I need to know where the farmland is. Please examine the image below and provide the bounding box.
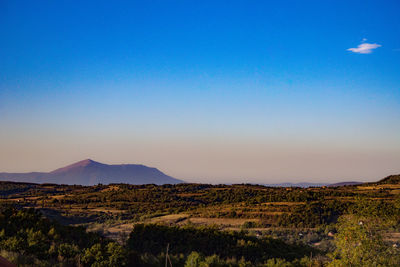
[0,175,399,266]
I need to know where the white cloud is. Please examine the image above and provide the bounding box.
[347,42,381,54]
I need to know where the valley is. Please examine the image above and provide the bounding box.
[0,175,399,266]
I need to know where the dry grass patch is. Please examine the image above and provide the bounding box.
[89,208,125,214]
[390,189,400,195]
[244,211,286,215]
[188,217,260,227]
[177,193,204,197]
[100,186,120,192]
[149,214,189,224]
[261,202,305,206]
[358,184,400,190]
[87,222,134,243]
[384,232,400,242]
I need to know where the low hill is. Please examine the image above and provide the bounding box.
[328,181,363,187]
[375,174,400,185]
[263,182,329,188]
[0,159,183,185]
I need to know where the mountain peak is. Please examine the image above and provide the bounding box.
[0,159,184,185]
[50,159,102,174]
[76,159,97,166]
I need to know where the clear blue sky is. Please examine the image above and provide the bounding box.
[1,0,399,183]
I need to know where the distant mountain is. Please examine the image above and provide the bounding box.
[328,181,363,187]
[328,174,400,187]
[263,182,329,188]
[0,159,183,185]
[263,181,367,188]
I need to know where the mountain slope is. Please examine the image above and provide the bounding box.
[0,159,183,185]
[375,174,400,185]
[328,181,363,187]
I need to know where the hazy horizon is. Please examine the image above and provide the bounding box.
[0,154,397,184]
[1,1,399,184]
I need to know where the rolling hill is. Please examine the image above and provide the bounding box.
[328,181,363,187]
[375,174,400,185]
[0,159,183,185]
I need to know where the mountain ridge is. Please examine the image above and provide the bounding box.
[328,181,363,187]
[0,159,183,185]
[372,174,400,185]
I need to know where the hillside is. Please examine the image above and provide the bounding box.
[0,159,183,185]
[0,173,399,266]
[375,174,400,185]
[328,181,363,187]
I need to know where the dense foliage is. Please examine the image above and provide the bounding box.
[0,206,127,266]
[0,206,320,266]
[1,181,394,228]
[328,198,400,266]
[127,224,315,263]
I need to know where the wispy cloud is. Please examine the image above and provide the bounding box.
[347,41,381,54]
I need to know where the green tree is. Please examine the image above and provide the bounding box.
[81,243,106,267]
[1,236,26,252]
[328,214,400,266]
[58,243,79,260]
[81,242,128,267]
[106,242,128,266]
[185,251,204,267]
[264,258,293,267]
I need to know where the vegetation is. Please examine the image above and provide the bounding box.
[328,198,400,267]
[0,207,318,266]
[127,224,314,262]
[0,206,126,266]
[0,176,399,266]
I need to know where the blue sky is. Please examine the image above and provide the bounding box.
[0,0,399,183]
